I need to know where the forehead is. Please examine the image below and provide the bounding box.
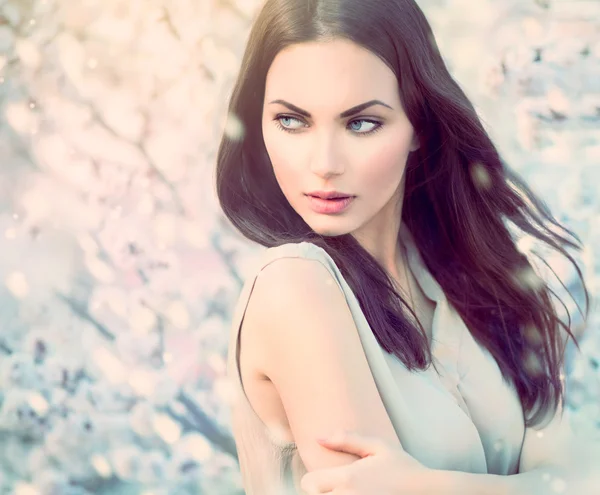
[264,39,399,107]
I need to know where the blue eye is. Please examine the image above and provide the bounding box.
[273,115,384,136]
[278,116,305,130]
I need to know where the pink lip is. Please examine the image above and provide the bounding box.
[306,195,355,214]
[306,190,353,199]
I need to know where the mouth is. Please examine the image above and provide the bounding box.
[305,194,356,214]
[305,193,355,200]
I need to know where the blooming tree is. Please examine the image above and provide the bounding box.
[0,0,597,493]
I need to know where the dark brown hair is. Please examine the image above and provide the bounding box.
[215,0,589,427]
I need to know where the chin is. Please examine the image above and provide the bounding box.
[306,221,354,238]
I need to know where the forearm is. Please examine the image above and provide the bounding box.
[427,467,510,495]
[429,462,596,495]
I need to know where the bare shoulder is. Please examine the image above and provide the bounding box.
[243,254,401,471]
[240,254,331,372]
[248,254,351,364]
[254,254,337,310]
[241,255,336,373]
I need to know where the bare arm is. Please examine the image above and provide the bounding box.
[251,256,402,472]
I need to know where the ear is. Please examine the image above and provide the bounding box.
[409,133,420,152]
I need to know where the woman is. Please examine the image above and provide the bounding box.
[216,0,593,494]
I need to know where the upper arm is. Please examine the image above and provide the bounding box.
[251,256,401,472]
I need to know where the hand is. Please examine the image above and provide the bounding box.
[300,430,432,494]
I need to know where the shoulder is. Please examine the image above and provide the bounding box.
[244,241,361,377]
[249,241,336,293]
[260,241,330,265]
[251,241,343,322]
[241,240,347,356]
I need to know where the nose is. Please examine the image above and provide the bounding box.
[308,132,345,179]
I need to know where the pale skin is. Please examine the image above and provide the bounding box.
[239,37,600,494]
[261,38,419,282]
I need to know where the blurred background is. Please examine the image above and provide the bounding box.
[0,0,598,493]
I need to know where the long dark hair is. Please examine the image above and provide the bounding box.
[215,0,589,427]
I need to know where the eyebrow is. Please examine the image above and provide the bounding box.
[268,99,394,119]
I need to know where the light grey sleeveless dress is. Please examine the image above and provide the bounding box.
[226,223,525,495]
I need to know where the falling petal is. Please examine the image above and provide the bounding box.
[224,112,245,141]
[524,351,544,376]
[523,325,544,348]
[91,454,113,478]
[516,235,536,256]
[513,266,545,292]
[5,271,29,298]
[470,162,492,190]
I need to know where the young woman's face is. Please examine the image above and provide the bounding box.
[262,38,418,239]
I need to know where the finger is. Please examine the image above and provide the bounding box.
[317,430,386,457]
[301,466,349,494]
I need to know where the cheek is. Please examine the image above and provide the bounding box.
[262,129,302,192]
[360,138,411,187]
[263,127,305,173]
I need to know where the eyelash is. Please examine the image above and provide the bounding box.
[273,114,384,137]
